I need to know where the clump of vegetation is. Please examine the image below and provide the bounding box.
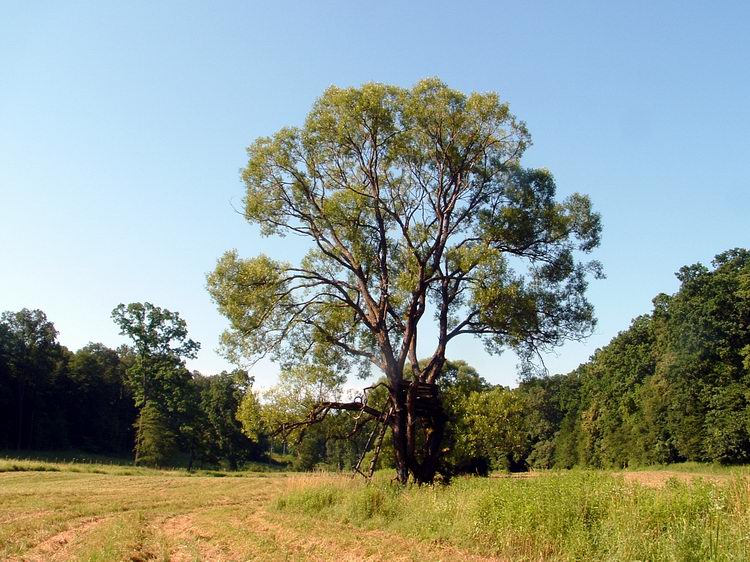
[277,471,750,561]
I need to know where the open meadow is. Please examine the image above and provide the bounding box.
[1,459,749,561]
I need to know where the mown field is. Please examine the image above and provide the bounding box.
[1,459,748,561]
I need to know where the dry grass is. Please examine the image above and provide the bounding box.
[618,470,733,488]
[0,466,500,561]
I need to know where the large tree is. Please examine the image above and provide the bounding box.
[208,79,602,483]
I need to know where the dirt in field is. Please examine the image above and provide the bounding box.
[161,512,230,562]
[494,469,738,489]
[18,515,112,562]
[156,503,503,562]
[245,507,502,562]
[617,470,733,488]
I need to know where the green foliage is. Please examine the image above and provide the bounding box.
[210,79,601,370]
[111,302,199,408]
[134,402,178,467]
[518,248,750,469]
[195,369,261,469]
[459,387,529,471]
[259,365,346,443]
[0,306,271,468]
[236,386,264,442]
[111,302,201,464]
[656,249,750,463]
[437,360,490,472]
[65,344,136,453]
[0,309,68,449]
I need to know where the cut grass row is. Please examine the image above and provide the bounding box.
[0,470,284,560]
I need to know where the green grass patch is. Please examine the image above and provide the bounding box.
[0,460,62,473]
[0,452,291,477]
[276,470,750,561]
[0,458,178,476]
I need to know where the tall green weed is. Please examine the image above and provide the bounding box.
[276,471,750,561]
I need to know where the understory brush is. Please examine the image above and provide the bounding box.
[275,471,750,561]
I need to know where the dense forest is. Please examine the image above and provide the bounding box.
[1,248,748,472]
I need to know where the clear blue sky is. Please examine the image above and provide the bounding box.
[2,1,748,388]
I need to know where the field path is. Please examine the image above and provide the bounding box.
[156,504,501,561]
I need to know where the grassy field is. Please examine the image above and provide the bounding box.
[1,459,748,561]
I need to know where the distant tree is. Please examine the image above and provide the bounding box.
[112,302,200,465]
[208,79,602,484]
[65,343,135,453]
[436,360,492,475]
[459,386,529,472]
[236,385,264,442]
[198,369,259,469]
[515,373,580,469]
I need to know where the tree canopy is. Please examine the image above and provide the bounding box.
[211,79,603,483]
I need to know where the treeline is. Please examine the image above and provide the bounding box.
[0,306,266,468]
[435,248,750,471]
[524,248,750,468]
[0,311,136,455]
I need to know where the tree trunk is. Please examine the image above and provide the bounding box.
[390,405,410,484]
[134,412,143,465]
[388,382,446,485]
